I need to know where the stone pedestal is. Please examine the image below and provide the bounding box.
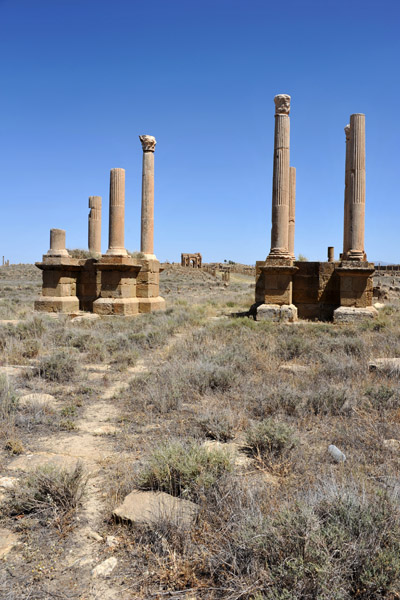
[255,258,298,322]
[35,257,80,313]
[136,257,166,313]
[77,259,101,312]
[93,256,141,316]
[292,261,340,321]
[88,196,102,254]
[333,261,377,322]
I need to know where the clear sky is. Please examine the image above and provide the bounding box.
[1,0,399,264]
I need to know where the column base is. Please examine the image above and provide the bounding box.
[256,303,298,322]
[92,297,139,316]
[34,296,80,314]
[138,297,166,313]
[333,306,378,323]
[105,248,128,256]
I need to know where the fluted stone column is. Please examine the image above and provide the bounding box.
[46,229,69,257]
[347,114,366,260]
[288,166,296,259]
[88,196,102,254]
[139,135,156,258]
[342,124,351,257]
[106,168,127,256]
[268,94,291,259]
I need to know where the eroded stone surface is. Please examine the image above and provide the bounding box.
[333,306,377,323]
[92,557,118,578]
[256,303,298,322]
[369,358,400,374]
[113,491,198,528]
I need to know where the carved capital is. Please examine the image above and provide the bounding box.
[344,124,351,142]
[139,135,156,152]
[274,94,291,115]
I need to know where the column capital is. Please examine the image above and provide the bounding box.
[274,94,291,115]
[344,124,351,141]
[139,135,156,152]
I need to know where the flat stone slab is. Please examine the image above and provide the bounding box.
[0,528,18,559]
[202,440,251,467]
[0,476,19,490]
[92,557,118,578]
[256,304,298,323]
[113,491,198,528]
[8,452,79,472]
[333,306,378,323]
[369,358,400,375]
[71,313,100,323]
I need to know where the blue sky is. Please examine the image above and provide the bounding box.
[1,0,399,264]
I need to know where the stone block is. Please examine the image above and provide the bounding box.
[333,306,378,323]
[136,282,159,298]
[93,297,139,316]
[138,297,166,313]
[256,303,297,322]
[34,296,79,314]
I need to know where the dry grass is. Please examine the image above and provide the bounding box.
[2,263,400,599]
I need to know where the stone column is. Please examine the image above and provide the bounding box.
[342,124,351,257]
[328,247,334,262]
[88,196,102,254]
[268,94,291,259]
[47,229,69,257]
[347,114,366,260]
[139,135,156,258]
[288,166,296,259]
[106,168,127,256]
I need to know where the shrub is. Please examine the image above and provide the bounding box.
[38,350,79,382]
[136,441,233,501]
[198,407,236,441]
[5,463,86,525]
[245,418,297,459]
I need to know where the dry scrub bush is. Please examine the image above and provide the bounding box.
[245,418,297,459]
[38,350,80,382]
[120,475,400,599]
[3,463,86,528]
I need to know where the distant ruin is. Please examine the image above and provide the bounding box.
[181,253,202,268]
[254,95,377,322]
[35,135,165,316]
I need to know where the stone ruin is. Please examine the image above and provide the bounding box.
[35,135,165,316]
[181,253,202,268]
[255,94,377,323]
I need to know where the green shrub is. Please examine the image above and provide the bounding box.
[245,419,296,458]
[136,441,233,501]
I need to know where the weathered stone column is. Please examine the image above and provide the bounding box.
[106,168,127,256]
[347,114,366,260]
[328,247,335,262]
[47,229,69,257]
[88,196,102,254]
[342,124,351,257]
[139,135,156,258]
[288,166,296,259]
[268,94,291,259]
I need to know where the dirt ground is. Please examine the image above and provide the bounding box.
[1,263,400,599]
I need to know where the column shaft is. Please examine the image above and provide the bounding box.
[348,114,366,260]
[268,94,291,259]
[288,166,296,258]
[88,196,102,254]
[139,135,156,257]
[342,124,351,256]
[107,168,127,256]
[47,228,69,257]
